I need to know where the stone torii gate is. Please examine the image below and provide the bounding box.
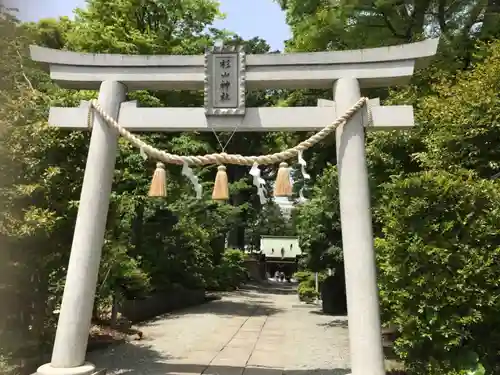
[30,39,438,375]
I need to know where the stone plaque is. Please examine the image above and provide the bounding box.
[204,45,246,116]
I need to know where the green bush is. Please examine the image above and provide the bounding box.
[207,249,248,291]
[293,270,327,287]
[298,283,318,303]
[293,271,314,283]
[295,271,328,303]
[376,170,500,375]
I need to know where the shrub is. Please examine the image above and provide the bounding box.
[207,249,248,291]
[295,271,329,303]
[293,270,327,287]
[376,170,500,375]
[293,270,314,283]
[298,283,318,302]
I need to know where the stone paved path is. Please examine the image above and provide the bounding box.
[89,287,351,375]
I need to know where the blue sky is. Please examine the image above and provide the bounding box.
[7,0,291,50]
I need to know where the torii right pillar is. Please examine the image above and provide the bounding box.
[332,39,438,372]
[334,78,385,375]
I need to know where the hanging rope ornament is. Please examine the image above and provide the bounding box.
[250,163,267,204]
[148,162,167,197]
[274,162,293,197]
[297,150,311,203]
[208,118,242,201]
[86,97,369,200]
[181,162,203,199]
[212,165,229,200]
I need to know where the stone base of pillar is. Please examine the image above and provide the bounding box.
[36,362,105,375]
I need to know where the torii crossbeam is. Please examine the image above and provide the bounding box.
[30,39,438,375]
[48,97,414,132]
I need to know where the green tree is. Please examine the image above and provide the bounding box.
[278,0,500,67]
[295,164,342,272]
[370,40,500,373]
[245,201,296,250]
[0,6,94,367]
[65,0,221,54]
[376,170,500,375]
[415,41,500,178]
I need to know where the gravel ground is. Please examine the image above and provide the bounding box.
[88,288,351,375]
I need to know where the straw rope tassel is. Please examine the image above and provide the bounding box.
[212,165,229,201]
[274,162,293,197]
[148,162,167,197]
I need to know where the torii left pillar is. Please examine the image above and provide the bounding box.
[37,81,127,375]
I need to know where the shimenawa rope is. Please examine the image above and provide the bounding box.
[87,97,369,167]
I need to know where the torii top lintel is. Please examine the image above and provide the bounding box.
[30,39,438,91]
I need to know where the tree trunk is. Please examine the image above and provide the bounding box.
[227,166,248,249]
[110,289,119,328]
[92,304,99,321]
[131,202,144,255]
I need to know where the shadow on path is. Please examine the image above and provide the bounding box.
[239,283,298,296]
[144,299,284,325]
[317,319,349,329]
[136,293,284,327]
[89,290,353,375]
[92,341,351,375]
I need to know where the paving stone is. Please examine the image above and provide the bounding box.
[162,363,207,375]
[203,365,245,375]
[89,288,351,375]
[226,337,257,350]
[243,367,284,375]
[179,350,219,364]
[212,348,251,367]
